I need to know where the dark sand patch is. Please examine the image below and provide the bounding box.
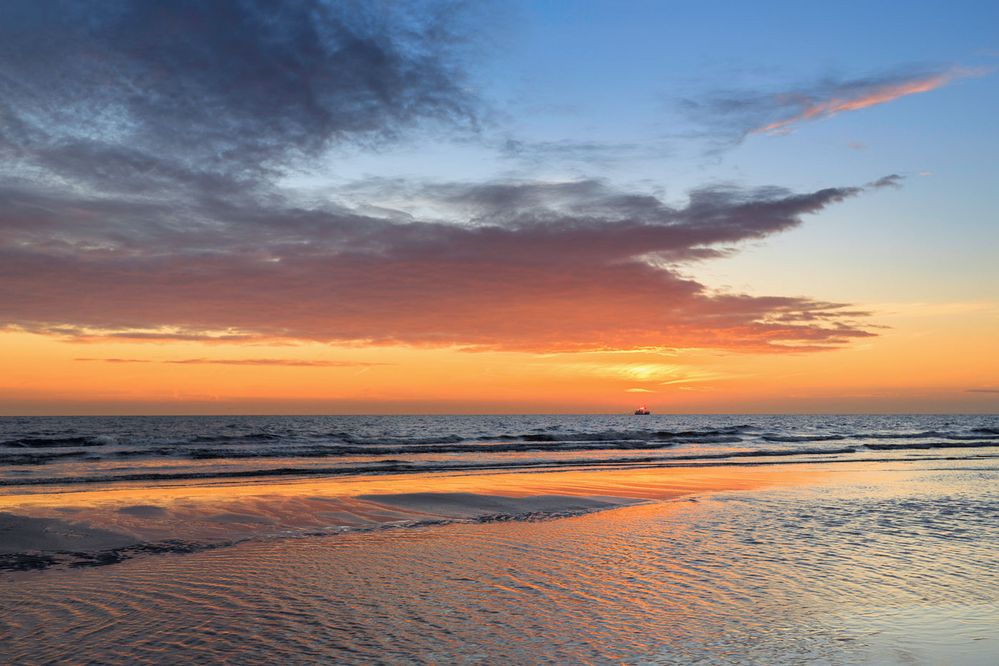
[0,512,134,554]
[358,492,639,519]
[0,512,138,571]
[117,505,168,518]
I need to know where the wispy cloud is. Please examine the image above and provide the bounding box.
[682,66,987,142]
[166,358,389,367]
[752,69,975,135]
[75,358,153,364]
[967,388,999,394]
[498,138,670,168]
[76,358,388,367]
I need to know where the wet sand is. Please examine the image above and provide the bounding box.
[2,459,996,664]
[0,464,827,570]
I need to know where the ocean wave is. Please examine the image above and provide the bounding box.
[190,433,282,443]
[169,436,754,460]
[762,434,847,443]
[5,424,995,458]
[864,440,999,451]
[7,439,997,486]
[1,435,749,465]
[0,435,114,449]
[334,433,467,446]
[498,426,752,443]
[0,451,91,465]
[862,431,942,439]
[861,429,999,441]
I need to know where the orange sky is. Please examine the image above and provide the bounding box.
[2,300,995,414]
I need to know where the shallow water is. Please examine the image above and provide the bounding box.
[2,461,997,664]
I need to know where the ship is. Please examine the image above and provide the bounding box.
[634,405,651,415]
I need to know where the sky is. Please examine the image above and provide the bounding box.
[0,0,997,415]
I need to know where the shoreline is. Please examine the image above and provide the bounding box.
[0,459,922,573]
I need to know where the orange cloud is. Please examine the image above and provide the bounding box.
[753,68,982,135]
[0,179,888,354]
[75,357,389,367]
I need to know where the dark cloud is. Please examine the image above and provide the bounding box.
[0,0,479,186]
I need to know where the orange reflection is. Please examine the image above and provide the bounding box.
[0,463,836,548]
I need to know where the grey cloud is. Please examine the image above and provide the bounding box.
[0,0,480,187]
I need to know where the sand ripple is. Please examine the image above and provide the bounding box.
[2,465,997,664]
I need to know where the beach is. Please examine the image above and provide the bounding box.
[1,415,997,664]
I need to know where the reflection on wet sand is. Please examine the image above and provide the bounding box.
[2,461,996,664]
[0,464,831,566]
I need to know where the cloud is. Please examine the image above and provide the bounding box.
[0,2,889,355]
[76,358,388,367]
[498,138,670,167]
[967,388,999,394]
[0,174,888,353]
[867,174,904,189]
[0,0,479,187]
[75,358,153,364]
[166,358,389,367]
[751,70,972,135]
[683,66,985,142]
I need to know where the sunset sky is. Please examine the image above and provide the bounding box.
[1,0,997,414]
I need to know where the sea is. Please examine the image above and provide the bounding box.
[2,413,997,488]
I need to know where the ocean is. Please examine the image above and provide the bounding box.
[2,413,997,487]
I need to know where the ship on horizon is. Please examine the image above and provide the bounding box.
[634,405,651,415]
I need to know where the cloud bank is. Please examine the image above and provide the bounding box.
[0,174,887,352]
[0,1,889,354]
